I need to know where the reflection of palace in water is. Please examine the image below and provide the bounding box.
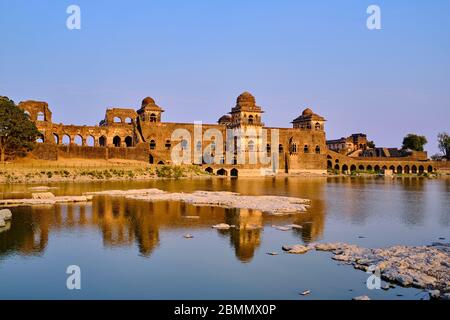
[0,190,326,262]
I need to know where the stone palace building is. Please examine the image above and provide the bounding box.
[19,92,437,176]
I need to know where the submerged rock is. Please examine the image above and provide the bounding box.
[352,295,370,301]
[0,195,93,207]
[273,225,291,231]
[300,290,311,296]
[282,245,312,254]
[183,234,194,239]
[32,192,55,199]
[212,223,231,230]
[287,224,303,229]
[0,209,12,220]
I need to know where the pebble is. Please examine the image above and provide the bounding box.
[300,290,311,296]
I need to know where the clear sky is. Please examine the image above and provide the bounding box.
[1,0,449,154]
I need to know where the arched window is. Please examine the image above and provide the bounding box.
[315,123,321,130]
[99,136,107,147]
[279,144,284,153]
[37,112,45,121]
[125,117,133,124]
[62,134,71,145]
[86,135,95,147]
[306,123,312,129]
[292,143,297,153]
[36,134,44,143]
[196,141,202,151]
[53,133,60,145]
[315,145,320,154]
[248,115,254,125]
[165,140,171,150]
[74,135,83,146]
[149,114,157,122]
[113,136,121,147]
[248,140,255,152]
[181,140,188,150]
[266,144,271,156]
[149,140,156,150]
[125,136,133,147]
[113,117,122,123]
[304,145,309,153]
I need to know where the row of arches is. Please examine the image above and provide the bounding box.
[38,133,135,148]
[112,117,134,124]
[327,160,434,175]
[205,167,239,177]
[289,143,321,154]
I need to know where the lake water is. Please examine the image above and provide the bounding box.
[1,177,449,300]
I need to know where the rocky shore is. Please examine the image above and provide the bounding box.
[85,189,311,214]
[283,242,450,299]
[0,188,310,214]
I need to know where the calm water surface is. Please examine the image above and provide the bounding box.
[0,177,449,300]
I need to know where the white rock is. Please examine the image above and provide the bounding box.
[282,245,311,254]
[352,295,370,300]
[32,192,55,199]
[273,225,291,231]
[0,209,12,220]
[300,290,311,296]
[212,223,231,230]
[428,290,440,299]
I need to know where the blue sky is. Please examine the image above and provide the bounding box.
[1,0,449,154]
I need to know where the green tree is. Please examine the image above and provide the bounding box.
[401,134,427,152]
[0,96,40,162]
[438,132,450,159]
[367,140,375,149]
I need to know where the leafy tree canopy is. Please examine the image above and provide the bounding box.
[401,134,427,152]
[0,96,40,162]
[438,132,450,159]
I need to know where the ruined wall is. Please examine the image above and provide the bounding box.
[32,143,58,161]
[57,145,108,160]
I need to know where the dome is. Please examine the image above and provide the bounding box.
[302,108,313,116]
[218,114,231,124]
[142,97,155,107]
[237,92,256,104]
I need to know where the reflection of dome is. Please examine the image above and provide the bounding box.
[142,97,155,107]
[237,92,256,104]
[302,108,313,116]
